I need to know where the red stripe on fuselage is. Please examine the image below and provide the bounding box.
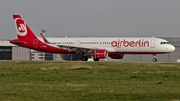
[108,52,168,55]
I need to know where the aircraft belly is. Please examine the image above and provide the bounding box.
[114,47,153,52]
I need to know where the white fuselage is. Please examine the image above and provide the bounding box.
[39,37,175,54]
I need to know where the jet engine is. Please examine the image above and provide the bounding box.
[92,49,107,59]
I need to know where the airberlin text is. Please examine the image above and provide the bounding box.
[111,39,149,47]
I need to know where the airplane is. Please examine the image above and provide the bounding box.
[10,14,175,62]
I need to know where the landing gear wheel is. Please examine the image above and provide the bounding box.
[152,54,157,62]
[153,58,157,62]
[81,56,88,61]
[93,58,99,61]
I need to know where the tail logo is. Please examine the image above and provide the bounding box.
[15,18,27,36]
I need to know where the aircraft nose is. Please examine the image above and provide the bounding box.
[169,45,175,52]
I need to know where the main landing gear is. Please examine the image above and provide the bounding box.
[153,55,157,62]
[81,56,88,61]
[81,56,100,61]
[93,58,99,61]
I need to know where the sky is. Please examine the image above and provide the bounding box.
[0,0,180,40]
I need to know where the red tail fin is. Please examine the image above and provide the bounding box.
[13,14,38,40]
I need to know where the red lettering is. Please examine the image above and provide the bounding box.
[120,41,123,47]
[111,41,117,47]
[144,41,149,47]
[138,39,141,47]
[117,39,121,47]
[111,39,149,48]
[130,41,135,47]
[123,39,129,47]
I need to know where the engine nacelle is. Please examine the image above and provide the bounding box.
[92,49,107,59]
[109,53,124,59]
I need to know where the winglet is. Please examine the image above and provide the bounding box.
[40,33,50,43]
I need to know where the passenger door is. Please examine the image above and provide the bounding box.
[150,39,156,48]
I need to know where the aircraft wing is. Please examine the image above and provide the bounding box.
[56,44,104,53]
[40,33,105,53]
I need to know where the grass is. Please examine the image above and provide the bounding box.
[0,61,180,101]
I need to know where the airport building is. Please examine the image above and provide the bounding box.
[0,41,30,60]
[0,41,55,61]
[0,37,179,62]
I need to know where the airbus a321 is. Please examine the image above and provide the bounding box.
[10,14,175,62]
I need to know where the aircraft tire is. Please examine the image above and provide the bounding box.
[153,58,157,62]
[82,56,88,61]
[93,58,99,61]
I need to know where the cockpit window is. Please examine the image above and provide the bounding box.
[160,42,170,44]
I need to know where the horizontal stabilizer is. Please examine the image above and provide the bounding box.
[10,39,26,45]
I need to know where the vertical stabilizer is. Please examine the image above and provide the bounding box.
[13,14,38,40]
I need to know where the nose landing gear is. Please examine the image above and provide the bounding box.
[153,58,157,62]
[153,54,157,62]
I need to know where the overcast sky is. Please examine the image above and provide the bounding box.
[0,0,180,40]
